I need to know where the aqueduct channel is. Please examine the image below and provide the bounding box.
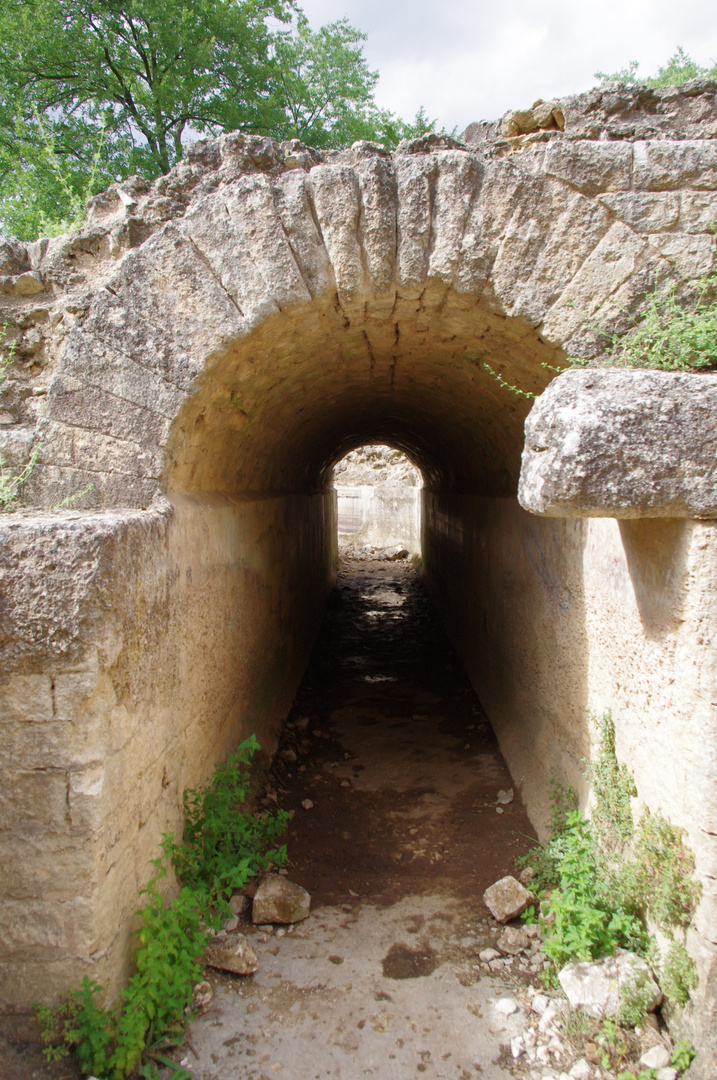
[1,84,717,1066]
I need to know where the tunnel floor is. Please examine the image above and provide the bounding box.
[188,558,541,1080]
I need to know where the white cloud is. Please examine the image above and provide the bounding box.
[298,0,717,132]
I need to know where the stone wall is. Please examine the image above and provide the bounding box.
[423,494,717,1057]
[334,445,421,553]
[0,494,334,1008]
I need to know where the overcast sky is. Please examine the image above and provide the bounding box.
[298,0,717,135]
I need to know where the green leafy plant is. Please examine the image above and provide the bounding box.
[538,811,646,965]
[611,273,717,371]
[36,736,288,1078]
[671,1038,697,1072]
[596,47,717,88]
[633,810,701,931]
[519,710,702,1018]
[164,733,289,902]
[618,968,660,1028]
[482,361,537,400]
[661,941,698,1007]
[583,709,637,848]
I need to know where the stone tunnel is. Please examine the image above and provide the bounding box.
[1,83,717,1064]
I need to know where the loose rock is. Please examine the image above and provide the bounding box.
[203,932,259,975]
[558,951,662,1018]
[640,1045,671,1070]
[494,997,518,1016]
[483,876,533,923]
[497,926,530,955]
[252,874,311,924]
[192,980,214,1013]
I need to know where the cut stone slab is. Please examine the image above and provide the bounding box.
[558,950,662,1018]
[203,932,259,975]
[252,874,311,924]
[519,369,717,519]
[483,876,533,923]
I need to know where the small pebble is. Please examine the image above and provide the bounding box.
[495,806,504,814]
[301,799,314,810]
[494,997,518,1016]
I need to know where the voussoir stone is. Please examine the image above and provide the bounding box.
[483,876,533,923]
[519,369,717,519]
[252,874,311,924]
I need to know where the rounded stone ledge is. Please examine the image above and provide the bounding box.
[518,368,717,518]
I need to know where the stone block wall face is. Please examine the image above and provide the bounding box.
[336,485,421,552]
[422,494,717,1052]
[0,494,334,1009]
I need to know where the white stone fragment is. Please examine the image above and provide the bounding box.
[558,951,661,1018]
[494,997,518,1016]
[640,1045,671,1070]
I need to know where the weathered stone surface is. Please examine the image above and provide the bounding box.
[204,932,259,975]
[497,926,531,955]
[519,369,717,518]
[252,875,310,924]
[1,82,717,1069]
[558,951,662,1017]
[483,876,532,923]
[640,1045,671,1070]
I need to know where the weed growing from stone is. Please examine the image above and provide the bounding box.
[35,735,288,1079]
[612,271,717,371]
[519,711,701,1016]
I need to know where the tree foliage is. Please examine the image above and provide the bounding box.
[595,46,717,88]
[0,0,435,239]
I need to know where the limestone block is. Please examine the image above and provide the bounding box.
[47,374,169,448]
[492,182,610,321]
[353,150,398,298]
[647,233,714,279]
[0,768,69,827]
[678,191,717,233]
[543,141,633,195]
[252,874,310,924]
[60,335,188,420]
[309,164,366,309]
[273,171,334,300]
[483,876,533,922]
[396,154,436,298]
[633,140,717,191]
[426,152,483,292]
[598,192,680,233]
[558,951,661,1017]
[519,369,717,518]
[0,674,53,723]
[0,426,36,469]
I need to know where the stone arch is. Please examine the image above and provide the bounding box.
[2,96,717,1061]
[26,134,690,510]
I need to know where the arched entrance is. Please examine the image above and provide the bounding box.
[1,127,715,1056]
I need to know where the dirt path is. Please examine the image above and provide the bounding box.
[188,559,540,1079]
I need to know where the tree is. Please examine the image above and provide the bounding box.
[0,0,293,179]
[595,46,717,88]
[0,0,436,239]
[271,16,434,149]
